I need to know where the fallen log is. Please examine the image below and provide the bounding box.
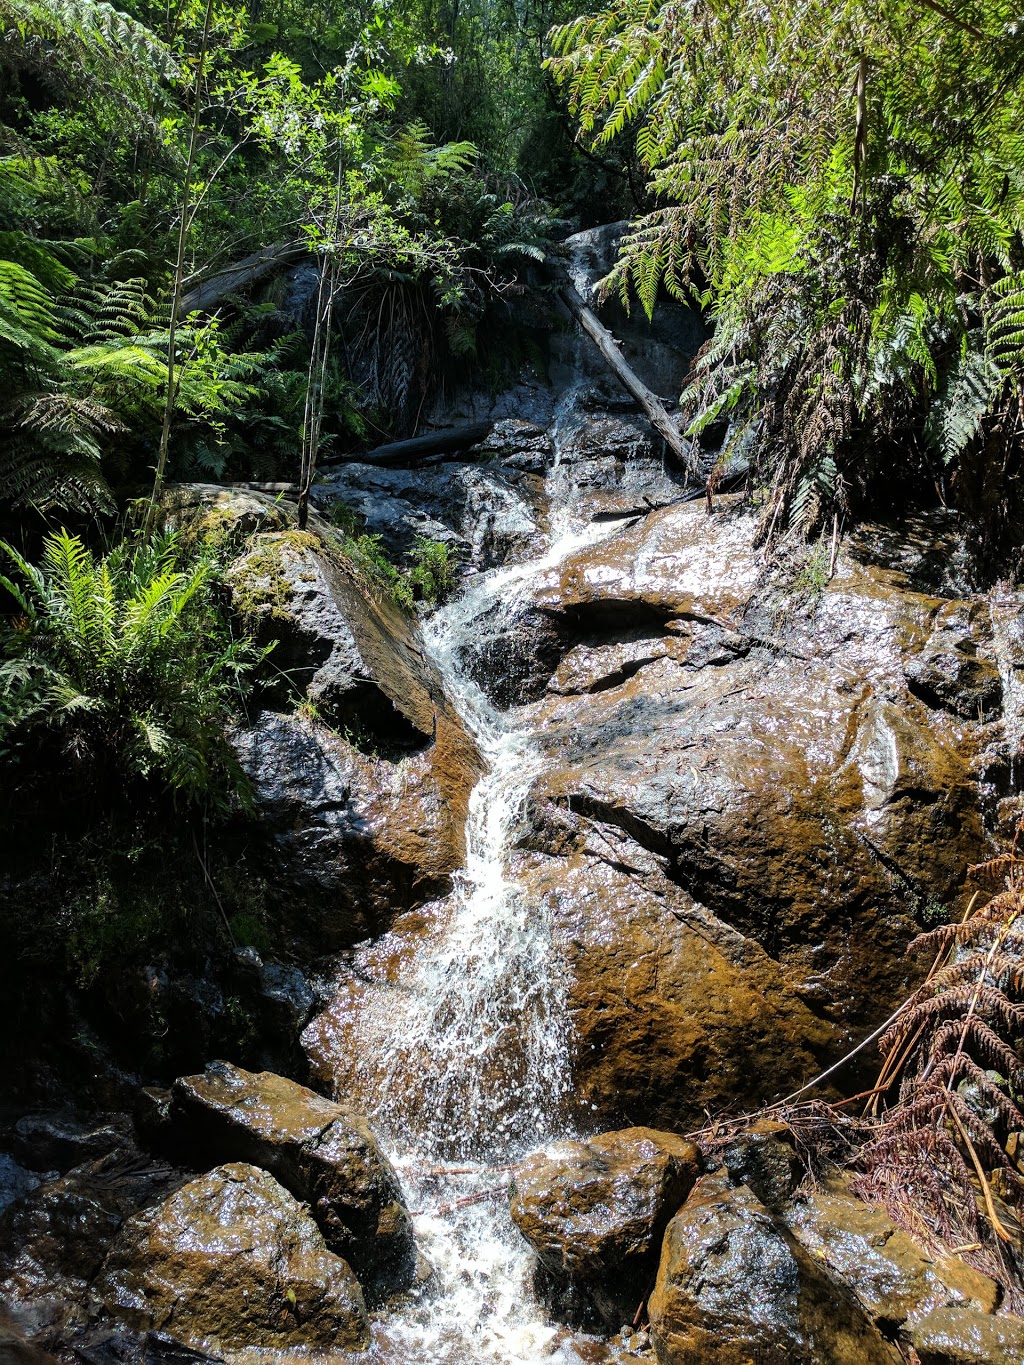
[178,239,307,316]
[558,280,700,479]
[319,421,493,469]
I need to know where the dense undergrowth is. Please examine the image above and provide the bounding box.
[0,0,625,522]
[549,0,1024,569]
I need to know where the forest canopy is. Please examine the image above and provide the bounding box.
[2,0,1024,549]
[550,0,1024,551]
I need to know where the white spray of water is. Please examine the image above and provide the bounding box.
[989,597,1024,785]
[313,517,633,1364]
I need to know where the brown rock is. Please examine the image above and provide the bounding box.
[511,500,1000,1123]
[910,1304,1024,1363]
[510,1127,700,1328]
[515,848,835,1129]
[96,1163,369,1356]
[786,1177,1001,1333]
[170,1062,413,1296]
[648,1175,901,1365]
[0,1150,184,1346]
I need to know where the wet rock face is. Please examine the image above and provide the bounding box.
[224,527,481,953]
[648,1176,902,1365]
[232,711,464,952]
[717,1121,802,1210]
[315,450,548,570]
[0,1148,184,1346]
[909,1305,1024,1364]
[96,1163,369,1357]
[785,1178,1001,1334]
[546,413,690,521]
[514,846,835,1130]
[226,531,425,744]
[12,1113,130,1175]
[501,500,1009,1124]
[169,1062,414,1297]
[904,601,1004,718]
[510,1127,701,1329]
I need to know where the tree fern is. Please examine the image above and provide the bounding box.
[0,529,261,808]
[549,0,1024,534]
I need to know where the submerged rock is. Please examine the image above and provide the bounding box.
[648,1175,901,1364]
[510,1127,701,1330]
[96,1162,369,1357]
[169,1061,414,1296]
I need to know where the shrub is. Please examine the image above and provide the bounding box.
[409,535,456,606]
[0,528,262,816]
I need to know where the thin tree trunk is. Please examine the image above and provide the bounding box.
[146,0,215,532]
[297,145,344,530]
[177,240,306,316]
[558,280,699,479]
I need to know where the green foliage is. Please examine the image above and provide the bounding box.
[409,534,456,605]
[336,526,457,610]
[0,528,261,810]
[549,0,1024,541]
[0,0,571,510]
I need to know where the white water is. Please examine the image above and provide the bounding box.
[313,515,634,1363]
[989,596,1024,784]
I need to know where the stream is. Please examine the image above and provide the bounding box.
[310,512,636,1363]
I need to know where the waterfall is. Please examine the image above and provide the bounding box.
[989,596,1024,787]
[306,517,632,1364]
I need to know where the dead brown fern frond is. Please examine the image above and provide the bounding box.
[852,816,1024,1300]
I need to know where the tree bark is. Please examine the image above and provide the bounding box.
[319,422,493,469]
[178,240,307,316]
[558,281,699,479]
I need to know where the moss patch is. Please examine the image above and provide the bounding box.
[228,530,321,624]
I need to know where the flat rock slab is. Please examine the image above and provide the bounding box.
[171,1062,413,1297]
[96,1163,369,1358]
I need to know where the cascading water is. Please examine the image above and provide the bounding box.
[308,516,635,1364]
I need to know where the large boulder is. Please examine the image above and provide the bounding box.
[785,1177,1000,1334]
[0,1149,184,1346]
[96,1163,369,1356]
[648,1176,902,1365]
[514,847,836,1130]
[169,1062,414,1297]
[225,527,480,953]
[502,500,1008,1125]
[510,1127,700,1328]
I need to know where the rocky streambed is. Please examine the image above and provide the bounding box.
[5,231,1024,1363]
